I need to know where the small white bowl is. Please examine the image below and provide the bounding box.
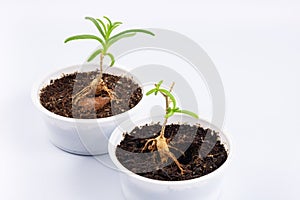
[108,115,232,200]
[32,64,144,155]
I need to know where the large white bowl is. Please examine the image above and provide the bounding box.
[32,64,143,155]
[108,115,232,200]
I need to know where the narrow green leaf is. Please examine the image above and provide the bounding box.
[109,29,155,41]
[158,88,177,109]
[64,34,105,47]
[106,23,122,39]
[107,33,136,48]
[110,23,122,31]
[96,19,107,34]
[146,88,157,96]
[156,80,163,88]
[113,22,122,26]
[103,16,112,26]
[106,52,115,67]
[165,110,174,118]
[154,81,163,95]
[87,49,102,62]
[85,17,106,39]
[174,110,199,119]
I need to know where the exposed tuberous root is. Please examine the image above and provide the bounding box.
[78,96,110,110]
[72,77,115,110]
[142,135,186,175]
[141,81,186,175]
[165,148,185,175]
[96,79,115,99]
[72,85,93,105]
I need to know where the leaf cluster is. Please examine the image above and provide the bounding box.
[65,16,154,66]
[146,80,199,119]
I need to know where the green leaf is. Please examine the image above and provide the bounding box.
[106,23,123,39]
[85,17,106,39]
[106,52,115,67]
[87,49,103,62]
[103,16,112,26]
[113,22,122,26]
[107,33,136,49]
[110,23,122,32]
[146,88,157,96]
[109,29,155,41]
[96,18,107,35]
[157,80,163,88]
[158,88,177,109]
[154,81,163,95]
[155,80,163,91]
[64,34,105,47]
[165,110,174,118]
[174,109,199,119]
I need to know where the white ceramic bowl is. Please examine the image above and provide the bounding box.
[108,115,232,200]
[32,64,143,155]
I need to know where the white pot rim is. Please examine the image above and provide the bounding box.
[32,64,144,124]
[108,115,232,186]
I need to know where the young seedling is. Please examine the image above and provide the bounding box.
[143,80,199,174]
[65,16,154,108]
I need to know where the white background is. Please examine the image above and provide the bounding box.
[1,0,300,199]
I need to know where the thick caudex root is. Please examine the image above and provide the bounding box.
[142,135,186,175]
[78,96,110,110]
[73,77,114,110]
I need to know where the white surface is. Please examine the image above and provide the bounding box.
[1,0,300,199]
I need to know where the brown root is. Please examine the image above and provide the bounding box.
[141,82,186,174]
[142,139,156,152]
[142,135,185,175]
[78,96,110,110]
[95,79,115,99]
[72,77,114,110]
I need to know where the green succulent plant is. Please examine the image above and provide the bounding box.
[143,80,198,175]
[64,16,154,106]
[65,16,154,78]
[146,80,199,119]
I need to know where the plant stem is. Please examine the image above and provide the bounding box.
[159,82,175,138]
[99,53,104,79]
[159,118,168,139]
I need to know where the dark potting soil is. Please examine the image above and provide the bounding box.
[40,71,142,119]
[116,124,228,181]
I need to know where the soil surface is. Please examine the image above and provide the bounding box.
[116,124,228,181]
[40,71,142,119]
